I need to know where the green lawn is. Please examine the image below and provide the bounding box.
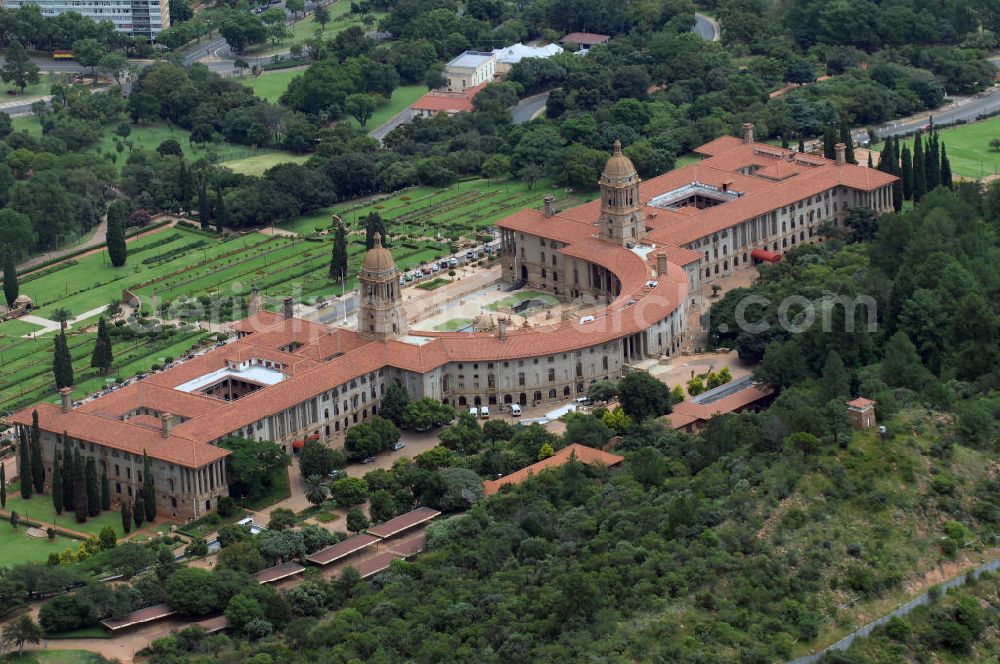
[417,277,451,290]
[0,319,43,338]
[0,651,110,664]
[675,153,701,168]
[0,521,76,567]
[242,5,385,58]
[4,483,126,537]
[220,151,311,176]
[1,72,61,101]
[433,317,472,331]
[345,84,427,131]
[243,68,304,103]
[873,115,1000,178]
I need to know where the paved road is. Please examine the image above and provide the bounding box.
[512,92,549,124]
[693,12,720,41]
[876,87,1000,139]
[788,553,1000,664]
[370,106,413,140]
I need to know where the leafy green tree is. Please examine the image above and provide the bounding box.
[538,442,554,460]
[52,331,74,389]
[106,200,128,267]
[368,489,396,524]
[30,411,43,494]
[433,467,484,512]
[166,568,223,615]
[785,431,821,458]
[820,350,850,402]
[219,437,290,501]
[3,250,18,308]
[225,593,265,634]
[344,93,384,128]
[99,526,116,551]
[18,428,31,499]
[329,220,348,281]
[587,380,618,403]
[2,614,42,657]
[617,371,673,421]
[330,477,368,507]
[98,53,129,85]
[91,317,114,374]
[72,38,103,76]
[142,451,156,522]
[346,507,369,533]
[0,41,39,94]
[267,507,296,531]
[380,383,410,426]
[85,457,100,517]
[314,4,331,28]
[299,440,339,479]
[100,466,111,511]
[601,407,633,435]
[439,413,482,455]
[73,449,87,523]
[304,475,328,506]
[881,331,930,390]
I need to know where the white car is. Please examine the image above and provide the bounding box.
[479,406,490,419]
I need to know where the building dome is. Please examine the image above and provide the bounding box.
[361,233,395,275]
[602,140,637,180]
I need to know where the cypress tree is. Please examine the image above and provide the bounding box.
[101,467,110,511]
[73,449,87,523]
[823,126,836,160]
[106,201,128,268]
[838,120,856,164]
[52,445,63,515]
[121,500,132,534]
[18,427,31,499]
[133,493,144,529]
[198,178,211,230]
[85,457,99,517]
[142,451,156,522]
[925,132,939,191]
[213,187,228,235]
[912,134,927,201]
[3,250,18,309]
[878,137,895,175]
[62,435,74,511]
[30,410,43,494]
[177,160,193,212]
[52,331,73,389]
[91,317,113,375]
[1,464,6,508]
[941,143,952,189]
[797,137,805,153]
[867,152,873,168]
[330,220,348,281]
[901,144,913,200]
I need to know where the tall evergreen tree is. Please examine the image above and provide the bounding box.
[877,138,895,175]
[3,250,18,309]
[198,178,211,230]
[85,457,99,517]
[106,200,128,268]
[821,350,850,402]
[52,446,63,515]
[838,120,856,164]
[133,493,144,529]
[30,410,43,494]
[213,187,228,235]
[62,435,74,511]
[52,331,73,389]
[925,132,940,190]
[91,317,113,374]
[363,212,389,249]
[867,152,873,168]
[329,220,348,281]
[900,144,913,200]
[73,449,87,523]
[18,427,31,499]
[912,134,927,201]
[940,143,953,189]
[823,126,836,160]
[121,500,132,534]
[797,137,805,153]
[177,160,193,212]
[142,451,156,522]
[1,464,6,508]
[100,467,110,511]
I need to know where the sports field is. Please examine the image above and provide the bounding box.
[875,115,1000,178]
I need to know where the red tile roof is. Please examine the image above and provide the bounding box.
[411,83,488,114]
[560,32,611,45]
[847,397,876,409]
[665,383,773,429]
[483,443,623,495]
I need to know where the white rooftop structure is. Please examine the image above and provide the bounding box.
[492,43,564,65]
[447,51,497,68]
[175,362,286,394]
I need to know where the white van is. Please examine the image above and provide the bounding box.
[479,406,490,419]
[469,407,478,417]
[510,404,521,417]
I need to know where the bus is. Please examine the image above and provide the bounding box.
[52,50,75,60]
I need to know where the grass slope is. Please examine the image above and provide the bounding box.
[4,482,125,537]
[0,522,75,567]
[875,115,1000,178]
[344,84,427,131]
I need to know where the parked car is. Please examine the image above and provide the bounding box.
[510,403,521,417]
[327,469,346,480]
[422,266,432,275]
[361,456,376,464]
[469,407,478,417]
[392,441,405,451]
[431,264,440,272]
[479,406,490,419]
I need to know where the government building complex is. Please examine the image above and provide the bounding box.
[9,127,896,520]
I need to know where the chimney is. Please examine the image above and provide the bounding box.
[742,122,754,144]
[160,412,173,438]
[282,296,294,320]
[59,387,72,413]
[655,252,668,277]
[835,143,846,166]
[498,319,507,341]
[543,195,554,217]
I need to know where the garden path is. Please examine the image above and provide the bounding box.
[19,305,115,337]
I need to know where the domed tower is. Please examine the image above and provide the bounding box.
[598,140,646,245]
[358,233,407,340]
